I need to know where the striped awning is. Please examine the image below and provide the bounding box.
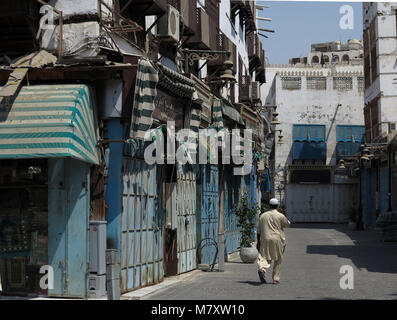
[0,85,99,164]
[130,59,159,141]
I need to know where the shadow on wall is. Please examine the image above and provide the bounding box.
[302,224,397,274]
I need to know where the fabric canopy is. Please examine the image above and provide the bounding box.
[0,84,99,164]
[130,59,159,141]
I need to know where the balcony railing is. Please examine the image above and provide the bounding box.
[207,31,229,67]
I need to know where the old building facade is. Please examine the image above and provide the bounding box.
[0,0,270,298]
[361,2,397,232]
[262,40,365,223]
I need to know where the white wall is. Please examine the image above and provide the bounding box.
[262,64,364,202]
[364,2,397,138]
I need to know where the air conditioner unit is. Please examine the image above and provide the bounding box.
[251,81,260,102]
[157,5,180,43]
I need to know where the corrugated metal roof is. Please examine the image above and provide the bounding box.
[0,84,99,164]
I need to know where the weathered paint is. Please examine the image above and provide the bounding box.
[176,168,197,274]
[286,183,358,223]
[120,158,163,292]
[48,157,90,298]
[104,119,123,253]
[263,58,364,204]
[198,165,219,265]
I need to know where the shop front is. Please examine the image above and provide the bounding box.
[0,84,99,298]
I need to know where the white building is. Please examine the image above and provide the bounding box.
[361,2,397,228]
[262,40,365,222]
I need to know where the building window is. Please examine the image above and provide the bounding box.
[281,77,301,90]
[342,54,350,64]
[307,77,327,90]
[311,56,319,64]
[336,125,365,142]
[357,77,364,92]
[333,77,353,91]
[293,124,326,142]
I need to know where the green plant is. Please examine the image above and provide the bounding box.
[233,193,259,247]
[348,207,357,222]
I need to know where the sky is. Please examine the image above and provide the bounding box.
[257,1,363,64]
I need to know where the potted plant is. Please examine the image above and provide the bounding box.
[233,193,260,263]
[348,207,357,230]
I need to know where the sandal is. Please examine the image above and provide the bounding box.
[273,280,280,285]
[258,270,266,284]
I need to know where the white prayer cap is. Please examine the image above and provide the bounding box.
[269,198,279,206]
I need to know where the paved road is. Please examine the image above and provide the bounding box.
[144,224,397,300]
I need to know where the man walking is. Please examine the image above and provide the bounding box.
[256,198,291,284]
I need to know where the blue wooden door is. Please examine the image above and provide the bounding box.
[120,158,163,292]
[48,158,90,298]
[199,165,218,265]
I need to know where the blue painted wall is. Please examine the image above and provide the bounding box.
[48,158,90,298]
[104,119,124,256]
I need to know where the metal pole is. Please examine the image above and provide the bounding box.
[218,164,225,272]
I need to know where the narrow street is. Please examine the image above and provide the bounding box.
[144,224,397,300]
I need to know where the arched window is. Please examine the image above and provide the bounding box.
[323,55,330,64]
[342,54,350,63]
[311,56,319,64]
[332,55,340,63]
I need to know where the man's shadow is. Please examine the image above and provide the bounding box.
[236,280,272,286]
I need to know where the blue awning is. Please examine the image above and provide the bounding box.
[292,141,326,160]
[336,142,361,159]
[0,85,99,164]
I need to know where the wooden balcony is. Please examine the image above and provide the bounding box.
[185,7,210,50]
[239,75,251,103]
[207,32,229,67]
[248,34,261,73]
[239,1,256,33]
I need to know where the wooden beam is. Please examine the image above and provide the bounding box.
[0,68,28,97]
